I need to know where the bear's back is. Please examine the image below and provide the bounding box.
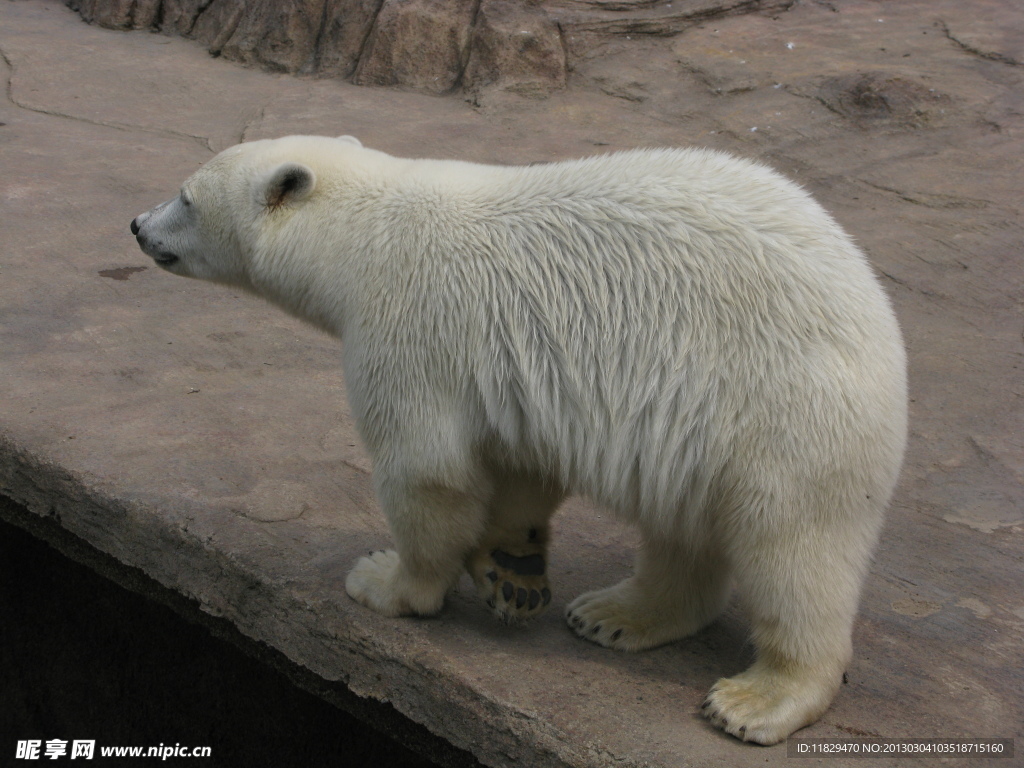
[378,151,901,503]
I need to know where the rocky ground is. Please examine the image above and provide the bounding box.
[1,1,1022,766]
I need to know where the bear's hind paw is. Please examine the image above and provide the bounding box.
[471,547,552,624]
[701,663,839,745]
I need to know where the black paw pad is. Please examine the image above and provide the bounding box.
[491,549,545,576]
[502,582,514,602]
[541,588,551,606]
[528,590,541,610]
[516,587,528,609]
[486,570,498,583]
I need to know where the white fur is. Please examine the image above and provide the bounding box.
[133,136,907,745]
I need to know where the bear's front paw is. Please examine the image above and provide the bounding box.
[469,547,551,624]
[345,549,446,617]
[701,663,839,745]
[565,584,660,651]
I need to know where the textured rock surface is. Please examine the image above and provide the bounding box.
[62,0,802,95]
[216,0,327,73]
[2,0,1023,766]
[549,0,795,36]
[353,0,478,93]
[464,0,567,98]
[316,0,386,78]
[66,0,160,28]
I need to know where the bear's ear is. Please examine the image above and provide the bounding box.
[262,162,316,209]
[337,135,362,147]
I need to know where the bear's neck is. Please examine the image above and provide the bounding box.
[244,158,497,340]
[246,244,350,338]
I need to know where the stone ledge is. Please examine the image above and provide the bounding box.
[0,436,582,767]
[0,496,479,768]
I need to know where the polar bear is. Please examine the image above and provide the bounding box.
[132,135,907,745]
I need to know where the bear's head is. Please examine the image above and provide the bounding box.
[130,135,362,287]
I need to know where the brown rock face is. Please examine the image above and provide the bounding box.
[62,0,796,96]
[353,0,478,94]
[160,0,222,37]
[66,0,160,29]
[464,0,567,98]
[316,0,386,78]
[217,0,327,73]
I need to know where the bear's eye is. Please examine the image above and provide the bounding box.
[180,191,192,207]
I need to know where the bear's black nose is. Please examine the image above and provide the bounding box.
[130,218,140,236]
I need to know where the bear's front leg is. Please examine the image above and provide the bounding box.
[466,471,564,624]
[346,474,489,617]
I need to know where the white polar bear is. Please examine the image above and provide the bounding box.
[132,135,907,745]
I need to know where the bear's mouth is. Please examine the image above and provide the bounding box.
[154,252,180,267]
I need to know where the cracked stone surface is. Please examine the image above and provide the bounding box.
[1,0,1022,766]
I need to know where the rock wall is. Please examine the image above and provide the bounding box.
[64,0,793,97]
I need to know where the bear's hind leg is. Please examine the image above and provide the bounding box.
[466,470,564,624]
[566,536,731,652]
[701,498,880,745]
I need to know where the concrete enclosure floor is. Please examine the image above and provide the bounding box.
[1,1,1022,766]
